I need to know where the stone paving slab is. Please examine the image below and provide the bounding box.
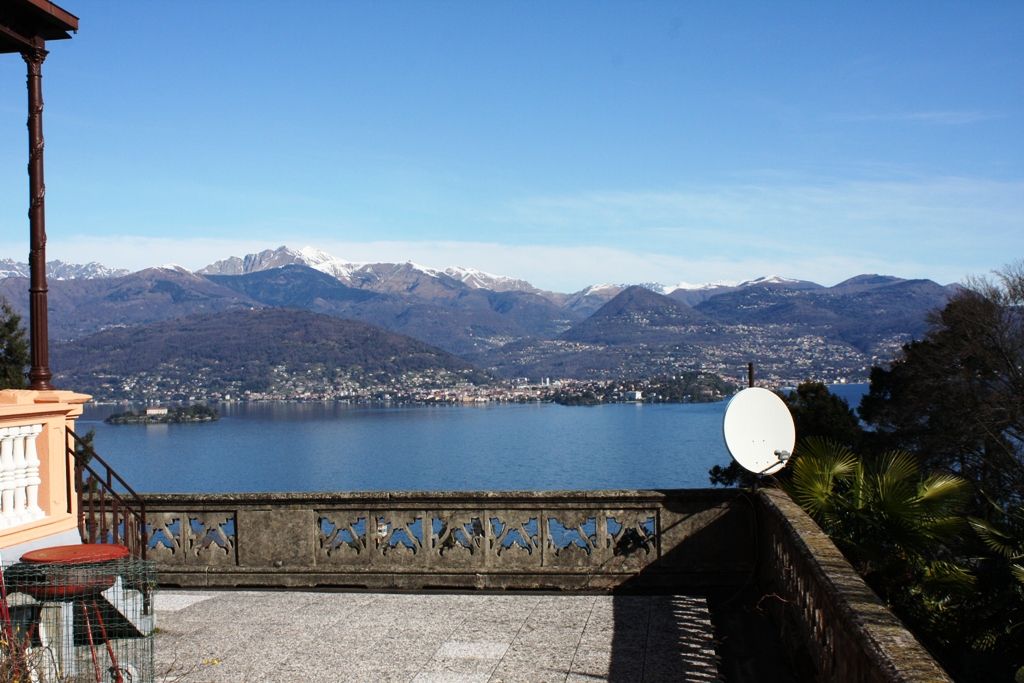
[154,591,721,682]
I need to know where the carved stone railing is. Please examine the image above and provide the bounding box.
[139,488,952,680]
[141,489,753,590]
[0,423,44,529]
[756,488,952,683]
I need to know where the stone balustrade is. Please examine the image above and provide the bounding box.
[136,487,953,681]
[0,423,44,529]
[0,390,90,552]
[140,489,752,590]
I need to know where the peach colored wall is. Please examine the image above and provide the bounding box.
[0,389,90,550]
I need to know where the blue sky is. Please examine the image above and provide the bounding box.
[1,2,1021,292]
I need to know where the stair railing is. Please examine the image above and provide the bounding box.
[67,428,147,559]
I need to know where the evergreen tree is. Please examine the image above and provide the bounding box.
[860,262,1024,510]
[0,299,28,390]
[786,381,864,450]
[855,263,1024,680]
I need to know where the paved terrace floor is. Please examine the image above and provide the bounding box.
[153,590,727,682]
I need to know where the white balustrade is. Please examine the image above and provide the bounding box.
[0,423,45,529]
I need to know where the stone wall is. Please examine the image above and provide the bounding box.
[756,488,952,683]
[140,489,753,590]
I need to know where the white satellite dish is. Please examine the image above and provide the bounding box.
[722,387,796,475]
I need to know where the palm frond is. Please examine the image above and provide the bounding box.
[786,437,857,519]
[921,560,976,591]
[970,630,999,652]
[969,516,1022,558]
[918,473,970,506]
[795,436,858,475]
[872,451,920,520]
[878,450,920,484]
[925,516,968,542]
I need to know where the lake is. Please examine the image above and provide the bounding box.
[79,385,869,494]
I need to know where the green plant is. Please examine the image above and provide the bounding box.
[0,300,28,390]
[964,502,1024,675]
[787,437,970,571]
[860,262,1024,511]
[784,437,979,669]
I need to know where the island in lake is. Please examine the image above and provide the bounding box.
[105,405,219,425]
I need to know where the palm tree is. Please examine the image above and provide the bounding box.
[784,437,976,659]
[971,503,1024,587]
[786,437,970,578]
[967,503,1024,675]
[785,438,1024,680]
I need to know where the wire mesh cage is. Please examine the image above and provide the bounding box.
[1,552,156,683]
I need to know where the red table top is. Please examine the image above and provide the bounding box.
[20,543,130,565]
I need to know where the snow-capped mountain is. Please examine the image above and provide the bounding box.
[0,260,29,279]
[198,246,549,299]
[0,258,129,280]
[737,275,822,290]
[666,280,738,292]
[442,266,542,294]
[154,264,195,275]
[196,246,845,306]
[572,284,624,297]
[568,280,735,300]
[2,245,882,313]
[664,276,822,305]
[197,246,328,276]
[563,284,626,316]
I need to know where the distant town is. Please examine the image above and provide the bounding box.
[87,366,739,406]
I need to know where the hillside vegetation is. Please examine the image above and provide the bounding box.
[53,308,483,399]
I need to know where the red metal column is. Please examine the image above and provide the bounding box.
[23,42,52,391]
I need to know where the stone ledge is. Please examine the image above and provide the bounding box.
[757,487,952,683]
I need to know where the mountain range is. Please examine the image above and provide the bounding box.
[198,246,551,298]
[0,258,129,281]
[0,246,958,390]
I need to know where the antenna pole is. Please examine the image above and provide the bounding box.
[747,362,754,388]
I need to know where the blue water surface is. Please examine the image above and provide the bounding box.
[79,384,869,494]
[79,402,732,494]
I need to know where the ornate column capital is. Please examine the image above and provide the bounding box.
[20,45,49,70]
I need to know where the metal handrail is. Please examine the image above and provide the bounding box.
[66,428,148,560]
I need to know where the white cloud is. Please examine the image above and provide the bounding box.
[0,234,976,294]
[501,176,1024,274]
[507,176,1023,240]
[1,174,1016,292]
